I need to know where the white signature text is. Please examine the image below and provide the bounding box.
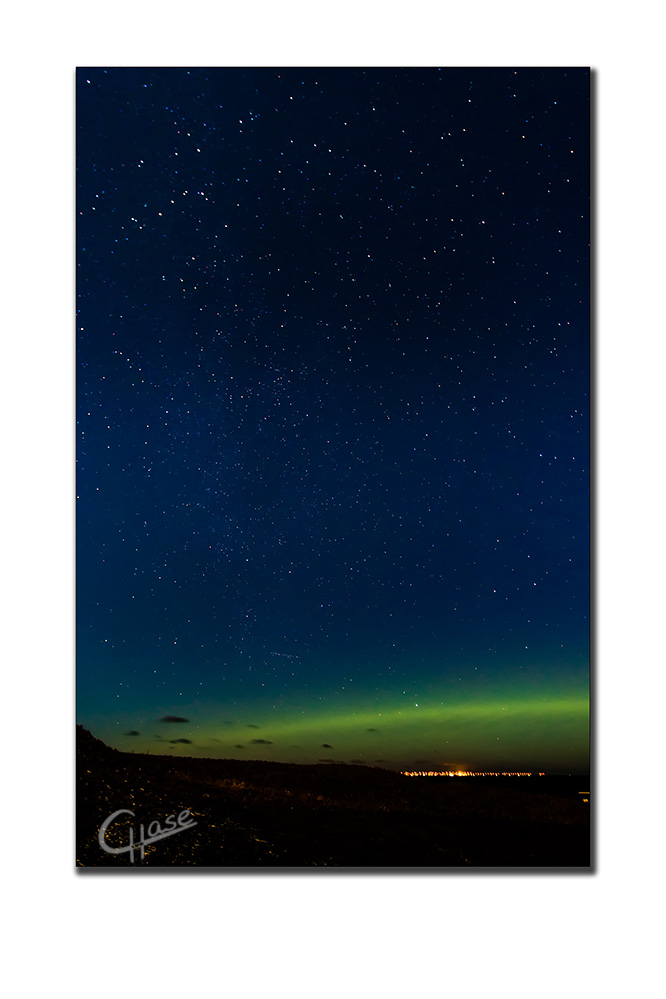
[98,808,197,862]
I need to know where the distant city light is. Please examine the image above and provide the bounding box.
[401,770,536,777]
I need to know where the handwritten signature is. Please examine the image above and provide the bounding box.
[98,808,197,863]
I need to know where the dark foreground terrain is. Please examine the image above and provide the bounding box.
[76,727,590,868]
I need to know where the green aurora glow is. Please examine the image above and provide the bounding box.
[92,682,589,773]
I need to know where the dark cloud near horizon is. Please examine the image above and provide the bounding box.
[321,743,333,748]
[250,738,273,745]
[366,728,378,733]
[234,744,244,749]
[247,724,260,729]
[125,730,141,736]
[170,738,193,744]
[160,715,189,723]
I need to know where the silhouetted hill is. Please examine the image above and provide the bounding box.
[77,724,119,759]
[76,727,590,868]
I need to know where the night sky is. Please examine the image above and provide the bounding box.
[76,67,589,773]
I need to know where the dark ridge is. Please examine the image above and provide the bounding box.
[76,727,590,869]
[77,724,119,758]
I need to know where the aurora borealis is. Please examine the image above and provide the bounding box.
[83,690,589,774]
[76,67,590,773]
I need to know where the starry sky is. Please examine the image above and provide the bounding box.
[76,67,589,773]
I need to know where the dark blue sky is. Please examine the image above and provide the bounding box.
[76,68,589,770]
